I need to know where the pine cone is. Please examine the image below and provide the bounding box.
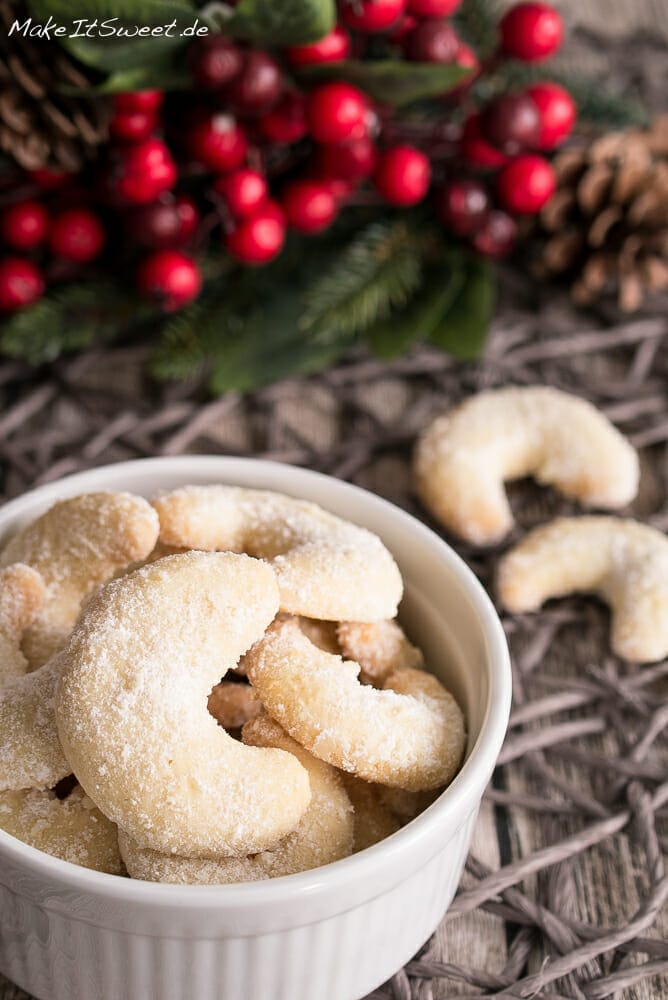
[0,0,110,171]
[533,117,668,312]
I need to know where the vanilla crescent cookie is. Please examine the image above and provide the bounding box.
[56,552,311,858]
[498,516,668,663]
[152,485,403,622]
[0,492,159,666]
[337,619,424,685]
[0,785,123,874]
[244,618,466,791]
[340,775,401,853]
[119,715,354,884]
[0,566,69,791]
[414,387,639,546]
[0,564,45,681]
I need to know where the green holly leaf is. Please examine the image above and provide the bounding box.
[429,258,495,359]
[368,263,465,359]
[27,0,199,72]
[94,59,191,92]
[223,0,336,46]
[298,59,471,105]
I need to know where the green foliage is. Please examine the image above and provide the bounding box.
[0,283,150,365]
[299,59,471,106]
[0,221,494,392]
[28,0,198,73]
[368,264,466,360]
[429,257,495,359]
[222,0,336,47]
[300,220,425,343]
[454,0,499,57]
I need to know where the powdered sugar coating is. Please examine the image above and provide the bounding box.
[245,618,466,791]
[498,516,668,663]
[0,492,159,667]
[337,619,424,685]
[153,486,403,622]
[0,567,69,792]
[0,785,123,874]
[414,387,639,546]
[119,715,353,885]
[0,564,45,681]
[56,552,311,858]
[0,652,70,791]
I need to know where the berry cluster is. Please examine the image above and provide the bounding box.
[0,1,573,315]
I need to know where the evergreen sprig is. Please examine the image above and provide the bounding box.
[300,220,426,343]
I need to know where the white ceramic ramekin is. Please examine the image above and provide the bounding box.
[0,457,510,1000]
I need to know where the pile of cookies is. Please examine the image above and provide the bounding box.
[415,385,668,664]
[0,487,465,883]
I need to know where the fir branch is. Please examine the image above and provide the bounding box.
[454,0,500,58]
[299,219,426,344]
[0,282,146,364]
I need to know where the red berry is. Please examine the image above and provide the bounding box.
[480,93,541,153]
[174,195,199,243]
[435,179,489,236]
[114,90,164,114]
[373,145,431,205]
[316,176,357,201]
[227,51,284,116]
[386,14,418,42]
[406,20,461,62]
[340,0,407,33]
[527,81,576,148]
[27,168,72,189]
[259,92,308,144]
[461,113,508,168]
[471,210,518,257]
[499,2,563,62]
[408,0,462,16]
[109,110,158,143]
[114,138,177,204]
[315,137,377,181]
[137,250,201,310]
[49,208,105,263]
[287,26,351,66]
[188,36,243,90]
[214,169,268,218]
[282,180,338,234]
[1,201,49,250]
[306,82,370,144]
[188,114,247,172]
[226,202,286,264]
[456,43,480,72]
[0,257,45,311]
[126,194,198,248]
[496,154,556,214]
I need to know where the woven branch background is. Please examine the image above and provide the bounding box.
[1,7,668,1000]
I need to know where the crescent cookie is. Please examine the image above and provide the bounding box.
[119,715,354,884]
[414,387,639,546]
[0,566,69,791]
[56,552,311,858]
[244,617,466,791]
[340,775,401,853]
[152,485,403,622]
[337,620,424,685]
[0,492,159,667]
[498,516,668,663]
[0,785,123,875]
